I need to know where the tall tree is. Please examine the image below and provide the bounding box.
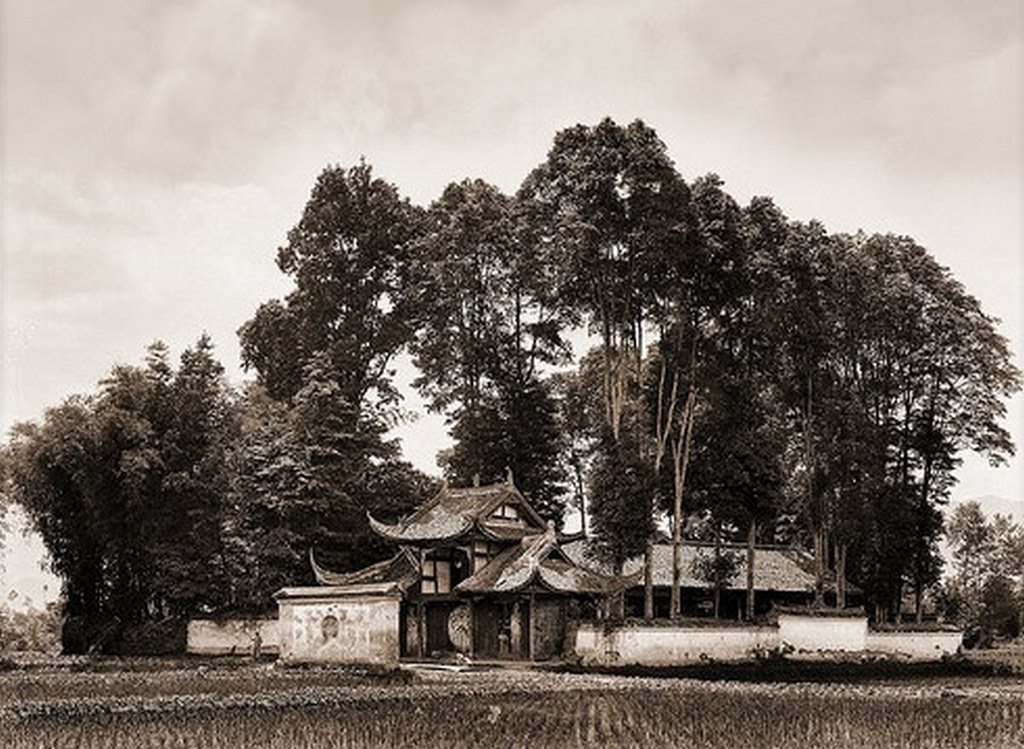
[236,162,434,584]
[649,174,753,619]
[549,365,603,536]
[946,501,1024,637]
[155,334,237,615]
[411,179,569,519]
[521,118,690,615]
[521,118,688,443]
[239,160,422,414]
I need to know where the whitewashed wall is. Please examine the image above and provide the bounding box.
[866,630,962,660]
[187,619,279,656]
[276,585,401,666]
[575,624,778,666]
[778,613,868,655]
[575,615,960,665]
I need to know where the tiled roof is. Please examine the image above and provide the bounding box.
[368,480,546,543]
[562,540,819,594]
[478,521,537,541]
[309,548,419,591]
[456,529,628,595]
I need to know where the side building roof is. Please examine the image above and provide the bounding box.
[309,548,420,592]
[561,540,826,594]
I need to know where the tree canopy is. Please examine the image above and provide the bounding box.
[2,118,1019,652]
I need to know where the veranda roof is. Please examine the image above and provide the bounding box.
[456,528,633,596]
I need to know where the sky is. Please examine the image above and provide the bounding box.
[2,0,1022,604]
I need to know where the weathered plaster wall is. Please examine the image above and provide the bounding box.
[186,619,279,656]
[575,624,777,666]
[866,630,962,660]
[778,614,867,655]
[277,589,400,666]
[575,617,959,664]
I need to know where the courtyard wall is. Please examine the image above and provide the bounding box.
[186,619,279,656]
[575,623,777,665]
[574,615,961,665]
[865,630,963,660]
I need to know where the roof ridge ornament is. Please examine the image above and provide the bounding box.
[505,466,514,486]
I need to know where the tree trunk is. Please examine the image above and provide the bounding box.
[915,583,924,624]
[713,521,722,619]
[813,526,825,607]
[644,535,654,622]
[577,483,587,537]
[836,542,847,609]
[670,533,682,619]
[670,389,697,619]
[746,518,757,621]
[805,376,826,607]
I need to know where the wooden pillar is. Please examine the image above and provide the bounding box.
[528,592,536,661]
[467,599,475,658]
[417,548,426,658]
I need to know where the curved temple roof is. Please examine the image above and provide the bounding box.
[309,548,420,591]
[367,479,547,543]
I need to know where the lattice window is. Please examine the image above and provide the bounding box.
[472,540,494,573]
[421,558,452,594]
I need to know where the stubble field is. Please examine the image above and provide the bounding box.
[1,659,1022,748]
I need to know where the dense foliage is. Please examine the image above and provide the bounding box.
[1,118,1019,651]
[945,501,1024,641]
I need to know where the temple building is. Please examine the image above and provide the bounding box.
[273,474,867,666]
[276,475,628,664]
[562,539,858,619]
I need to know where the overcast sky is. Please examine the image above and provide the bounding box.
[2,1,1022,598]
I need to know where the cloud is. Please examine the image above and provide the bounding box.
[4,0,1019,192]
[1,0,1020,497]
[1,174,295,429]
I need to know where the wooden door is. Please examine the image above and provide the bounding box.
[425,603,454,655]
[472,600,501,658]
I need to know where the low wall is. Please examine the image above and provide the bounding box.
[575,623,777,666]
[186,619,279,656]
[778,613,867,656]
[575,615,959,665]
[276,584,401,666]
[866,630,962,660]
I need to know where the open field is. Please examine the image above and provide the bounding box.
[1,660,1022,749]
